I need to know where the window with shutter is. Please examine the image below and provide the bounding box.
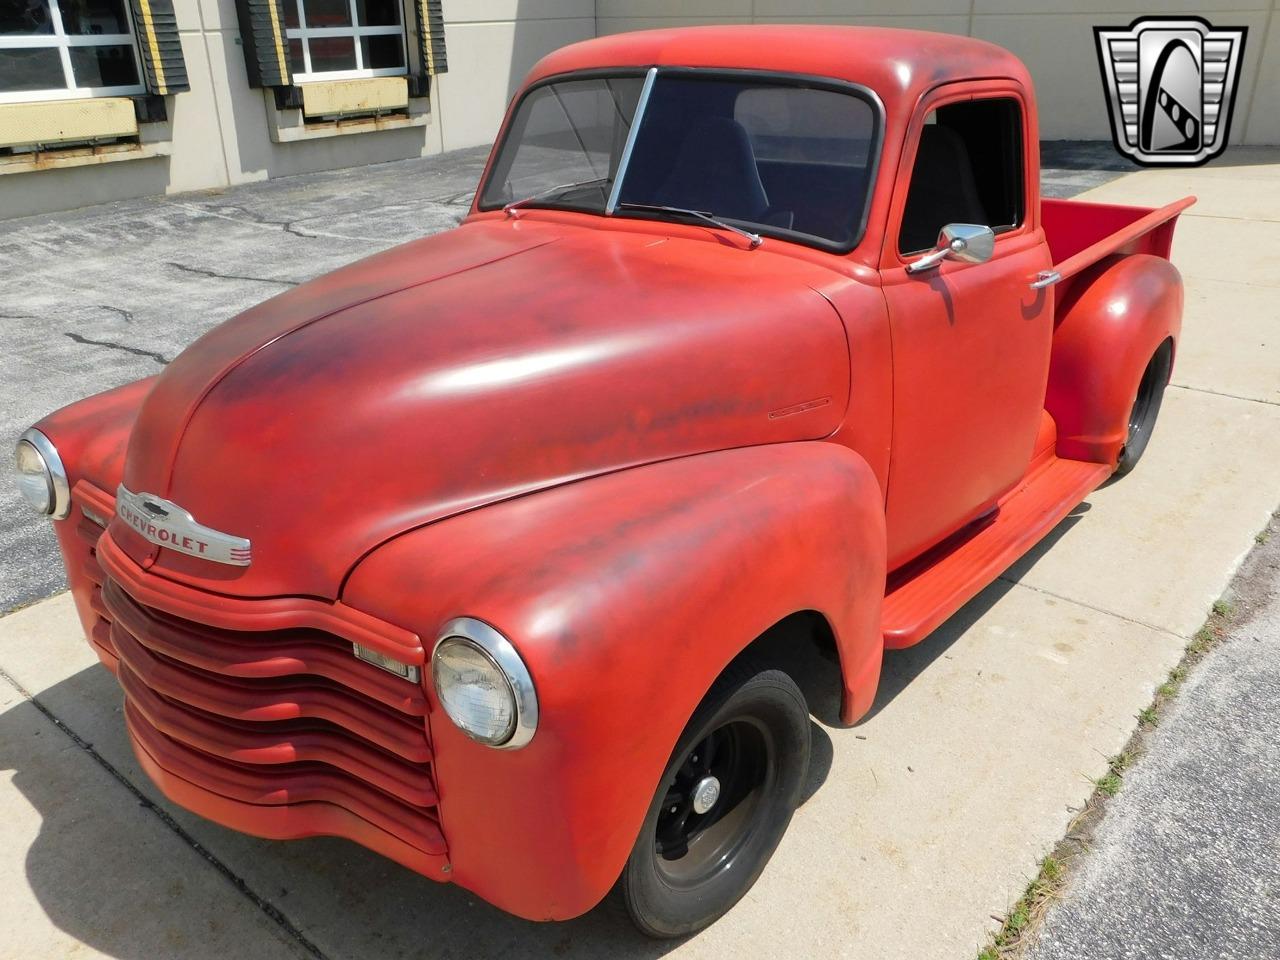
[1,0,146,103]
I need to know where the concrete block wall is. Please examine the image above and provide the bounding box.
[436,1,595,151]
[1,0,1276,218]
[603,0,1280,145]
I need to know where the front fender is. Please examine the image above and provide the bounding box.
[33,377,157,649]
[343,441,886,920]
[34,376,158,497]
[1046,254,1182,465]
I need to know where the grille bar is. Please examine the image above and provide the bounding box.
[110,618,432,762]
[64,485,447,868]
[94,529,424,667]
[120,665,437,807]
[127,702,446,855]
[103,578,427,716]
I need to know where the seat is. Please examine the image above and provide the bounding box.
[899,125,988,254]
[651,117,770,221]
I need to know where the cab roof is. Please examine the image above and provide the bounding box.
[525,24,1031,107]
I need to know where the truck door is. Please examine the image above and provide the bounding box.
[880,83,1053,570]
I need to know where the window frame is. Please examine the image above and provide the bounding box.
[286,0,409,84]
[890,83,1033,263]
[0,0,147,105]
[477,66,887,255]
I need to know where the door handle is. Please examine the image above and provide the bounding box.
[1030,270,1061,290]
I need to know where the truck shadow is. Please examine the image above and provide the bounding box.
[2,659,824,959]
[863,501,1090,724]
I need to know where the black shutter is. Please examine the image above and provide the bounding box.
[129,0,189,94]
[412,0,447,91]
[234,0,292,89]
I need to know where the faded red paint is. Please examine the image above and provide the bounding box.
[120,224,851,598]
[31,25,1191,924]
[345,442,887,918]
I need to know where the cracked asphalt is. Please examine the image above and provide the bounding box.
[0,141,1121,613]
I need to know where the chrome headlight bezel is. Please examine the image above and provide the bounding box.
[15,428,70,519]
[431,617,538,750]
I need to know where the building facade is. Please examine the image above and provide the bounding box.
[2,0,1277,220]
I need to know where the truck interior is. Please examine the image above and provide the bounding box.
[899,98,1024,254]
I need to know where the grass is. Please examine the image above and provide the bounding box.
[1093,748,1135,797]
[976,856,1065,960]
[1158,664,1186,700]
[975,585,1242,959]
[1093,771,1122,797]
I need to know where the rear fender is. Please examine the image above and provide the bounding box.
[343,441,886,920]
[1045,254,1182,465]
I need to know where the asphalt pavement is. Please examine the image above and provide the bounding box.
[1026,517,1280,960]
[0,145,492,612]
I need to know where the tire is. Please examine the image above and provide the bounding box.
[618,661,810,939]
[1115,340,1172,477]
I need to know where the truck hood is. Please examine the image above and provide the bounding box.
[115,218,850,599]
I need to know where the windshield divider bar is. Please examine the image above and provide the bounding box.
[605,66,658,216]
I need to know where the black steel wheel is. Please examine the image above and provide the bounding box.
[1115,340,1173,477]
[618,662,809,939]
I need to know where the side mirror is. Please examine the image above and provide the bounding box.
[906,223,995,274]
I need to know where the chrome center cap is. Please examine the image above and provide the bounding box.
[691,775,721,815]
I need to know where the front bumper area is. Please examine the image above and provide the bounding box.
[128,713,449,878]
[63,486,451,881]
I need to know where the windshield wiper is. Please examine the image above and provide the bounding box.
[504,177,610,215]
[616,202,762,248]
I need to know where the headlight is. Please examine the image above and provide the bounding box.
[431,618,538,749]
[14,429,70,519]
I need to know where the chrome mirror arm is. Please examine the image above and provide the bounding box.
[906,241,960,274]
[906,223,996,274]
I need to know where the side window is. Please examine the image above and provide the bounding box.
[898,97,1024,255]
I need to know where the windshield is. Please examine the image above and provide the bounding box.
[478,70,880,250]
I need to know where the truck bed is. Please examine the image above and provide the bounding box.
[1042,195,1195,301]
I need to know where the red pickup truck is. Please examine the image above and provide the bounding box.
[16,26,1191,937]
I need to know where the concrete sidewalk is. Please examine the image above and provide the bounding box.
[1,145,1278,959]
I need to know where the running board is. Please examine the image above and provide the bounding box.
[881,455,1111,649]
